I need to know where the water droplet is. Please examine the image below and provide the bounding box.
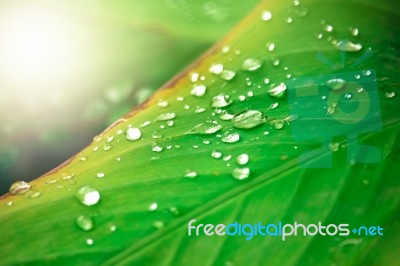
[220,70,236,81]
[209,64,224,75]
[125,127,141,141]
[232,110,266,129]
[190,72,199,83]
[344,93,353,99]
[236,154,249,165]
[316,32,323,39]
[167,120,174,127]
[140,121,151,127]
[329,143,340,152]
[106,136,114,143]
[355,74,361,80]
[220,111,235,121]
[149,202,158,211]
[194,106,206,113]
[267,43,275,52]
[272,58,280,66]
[6,201,13,206]
[293,5,308,17]
[152,130,163,139]
[76,215,94,231]
[273,121,284,129]
[185,121,223,134]
[268,83,287,98]
[362,70,371,76]
[232,168,250,180]
[211,94,233,108]
[223,155,232,161]
[9,181,31,195]
[152,143,164,152]
[324,24,333,32]
[211,150,223,159]
[357,88,364,93]
[203,139,211,145]
[335,40,362,52]
[174,144,181,149]
[184,170,197,178]
[75,186,100,206]
[103,144,112,151]
[169,206,179,215]
[349,27,359,36]
[61,173,75,181]
[221,46,231,54]
[286,17,293,23]
[110,224,117,232]
[268,102,279,110]
[191,85,207,97]
[238,95,246,101]
[263,131,270,136]
[156,113,176,121]
[242,58,262,71]
[221,130,240,143]
[264,78,270,84]
[158,100,169,108]
[261,10,272,21]
[325,78,346,90]
[116,129,123,135]
[80,156,88,162]
[26,189,41,199]
[45,178,57,184]
[153,220,165,229]
[86,238,94,245]
[96,172,105,178]
[385,91,396,98]
[326,103,337,115]
[247,91,254,97]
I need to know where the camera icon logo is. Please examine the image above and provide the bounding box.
[287,70,382,168]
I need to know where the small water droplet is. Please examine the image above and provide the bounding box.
[167,120,174,127]
[223,155,232,161]
[174,144,181,149]
[110,224,117,232]
[325,78,346,90]
[194,106,207,113]
[190,72,199,83]
[86,238,94,245]
[268,83,287,98]
[184,170,197,178]
[211,94,233,108]
[385,91,396,98]
[349,27,359,36]
[209,64,224,75]
[75,186,100,206]
[6,201,13,206]
[221,46,231,54]
[357,88,364,93]
[96,172,105,178]
[286,17,293,23]
[242,58,262,71]
[329,143,340,152]
[236,154,249,165]
[125,127,141,141]
[293,5,308,17]
[169,206,179,215]
[211,150,223,159]
[45,178,57,184]
[9,181,31,195]
[153,220,165,229]
[335,40,362,52]
[355,74,361,80]
[267,43,275,52]
[221,130,240,143]
[232,168,250,180]
[219,111,235,121]
[76,215,94,231]
[232,110,266,129]
[273,121,284,129]
[149,202,158,211]
[158,100,169,108]
[152,130,163,139]
[326,103,337,115]
[261,10,272,21]
[203,139,211,145]
[272,58,280,66]
[191,85,207,97]
[220,70,236,81]
[185,121,222,135]
[177,96,184,101]
[268,102,279,110]
[263,131,270,136]
[152,143,164,152]
[324,24,333,32]
[26,189,41,199]
[106,136,114,143]
[80,156,88,162]
[247,91,254,97]
[362,70,371,76]
[103,144,113,151]
[264,78,270,84]
[344,93,353,99]
[238,95,246,101]
[156,113,176,121]
[116,129,123,135]
[140,121,151,127]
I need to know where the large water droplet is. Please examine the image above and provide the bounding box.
[242,58,262,71]
[9,181,31,195]
[221,130,240,143]
[75,186,100,206]
[76,215,94,231]
[232,110,266,129]
[125,128,141,141]
[232,168,250,180]
[236,154,249,165]
[211,94,233,108]
[268,83,287,98]
[156,113,176,121]
[335,40,362,52]
[191,84,207,97]
[325,78,346,90]
[185,121,223,134]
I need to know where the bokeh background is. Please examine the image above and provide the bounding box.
[0,0,258,194]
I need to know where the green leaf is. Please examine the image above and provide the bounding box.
[1,0,399,265]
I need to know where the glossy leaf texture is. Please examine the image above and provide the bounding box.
[0,0,399,265]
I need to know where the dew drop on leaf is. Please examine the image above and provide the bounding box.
[191,84,207,97]
[211,150,223,159]
[236,154,250,165]
[232,167,250,180]
[221,130,240,143]
[261,10,272,21]
[220,70,236,81]
[184,170,197,178]
[149,202,158,211]
[76,215,94,231]
[9,181,31,195]
[334,40,362,52]
[385,91,396,98]
[232,110,266,129]
[268,83,287,97]
[241,58,262,71]
[156,112,176,121]
[125,127,142,141]
[211,94,233,108]
[96,172,105,178]
[185,121,223,135]
[325,78,346,90]
[75,186,100,206]
[209,63,224,75]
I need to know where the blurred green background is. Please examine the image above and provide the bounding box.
[0,0,259,194]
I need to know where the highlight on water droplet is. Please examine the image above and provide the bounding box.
[76,215,94,231]
[125,127,142,141]
[185,121,223,135]
[209,64,224,75]
[75,186,100,206]
[232,110,266,129]
[268,83,287,98]
[325,78,346,90]
[261,10,272,21]
[9,181,31,195]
